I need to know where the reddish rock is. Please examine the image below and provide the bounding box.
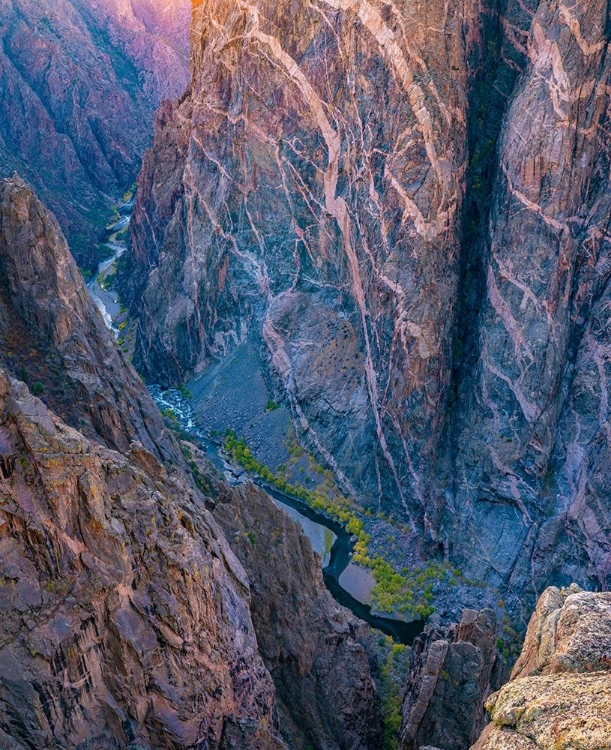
[0,370,284,749]
[0,174,180,465]
[472,586,611,749]
[213,480,383,749]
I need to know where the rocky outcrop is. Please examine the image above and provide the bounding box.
[212,480,383,749]
[125,0,611,620]
[473,586,611,748]
[0,0,190,268]
[400,609,506,750]
[0,369,285,749]
[0,175,180,465]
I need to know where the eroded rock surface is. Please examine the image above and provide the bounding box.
[473,586,611,749]
[400,609,506,750]
[447,0,611,620]
[0,370,284,749]
[124,0,478,524]
[0,0,190,268]
[0,175,180,465]
[212,480,383,749]
[125,0,611,620]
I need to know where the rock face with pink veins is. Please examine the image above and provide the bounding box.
[124,0,611,621]
[448,0,611,619]
[0,0,190,269]
[0,177,385,750]
[124,0,476,524]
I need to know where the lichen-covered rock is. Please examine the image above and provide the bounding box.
[473,587,611,749]
[400,609,506,750]
[474,674,611,750]
[212,480,383,749]
[511,584,611,678]
[0,369,284,749]
[0,175,180,465]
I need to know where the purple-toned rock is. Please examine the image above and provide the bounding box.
[400,609,507,750]
[0,0,190,268]
[0,175,180,465]
[0,369,284,749]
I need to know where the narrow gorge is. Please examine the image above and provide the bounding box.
[0,0,610,748]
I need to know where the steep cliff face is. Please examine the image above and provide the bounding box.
[70,0,191,103]
[0,370,285,750]
[212,480,383,749]
[400,609,506,750]
[126,0,611,617]
[0,175,180,465]
[447,0,611,613]
[0,0,190,268]
[0,178,386,748]
[126,0,478,520]
[473,586,611,748]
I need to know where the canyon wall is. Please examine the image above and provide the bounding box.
[126,0,611,618]
[0,180,382,748]
[447,0,611,616]
[400,609,506,749]
[212,480,383,749]
[0,175,180,465]
[125,0,478,525]
[0,0,190,269]
[0,370,284,750]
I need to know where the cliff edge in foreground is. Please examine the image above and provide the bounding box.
[473,586,611,749]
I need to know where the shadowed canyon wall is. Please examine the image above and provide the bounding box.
[0,0,190,269]
[124,0,611,621]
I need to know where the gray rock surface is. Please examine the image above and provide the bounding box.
[473,586,611,749]
[123,0,611,622]
[400,609,507,750]
[212,479,384,750]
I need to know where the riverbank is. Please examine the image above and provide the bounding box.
[150,385,423,644]
[87,194,135,354]
[88,202,504,643]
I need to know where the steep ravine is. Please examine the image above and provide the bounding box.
[0,177,385,749]
[122,0,611,628]
[149,385,424,645]
[0,0,190,270]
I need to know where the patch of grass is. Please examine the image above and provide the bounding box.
[161,408,180,428]
[265,398,281,413]
[32,381,44,396]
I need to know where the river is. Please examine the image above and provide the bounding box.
[89,203,423,645]
[87,197,133,336]
[149,387,423,645]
